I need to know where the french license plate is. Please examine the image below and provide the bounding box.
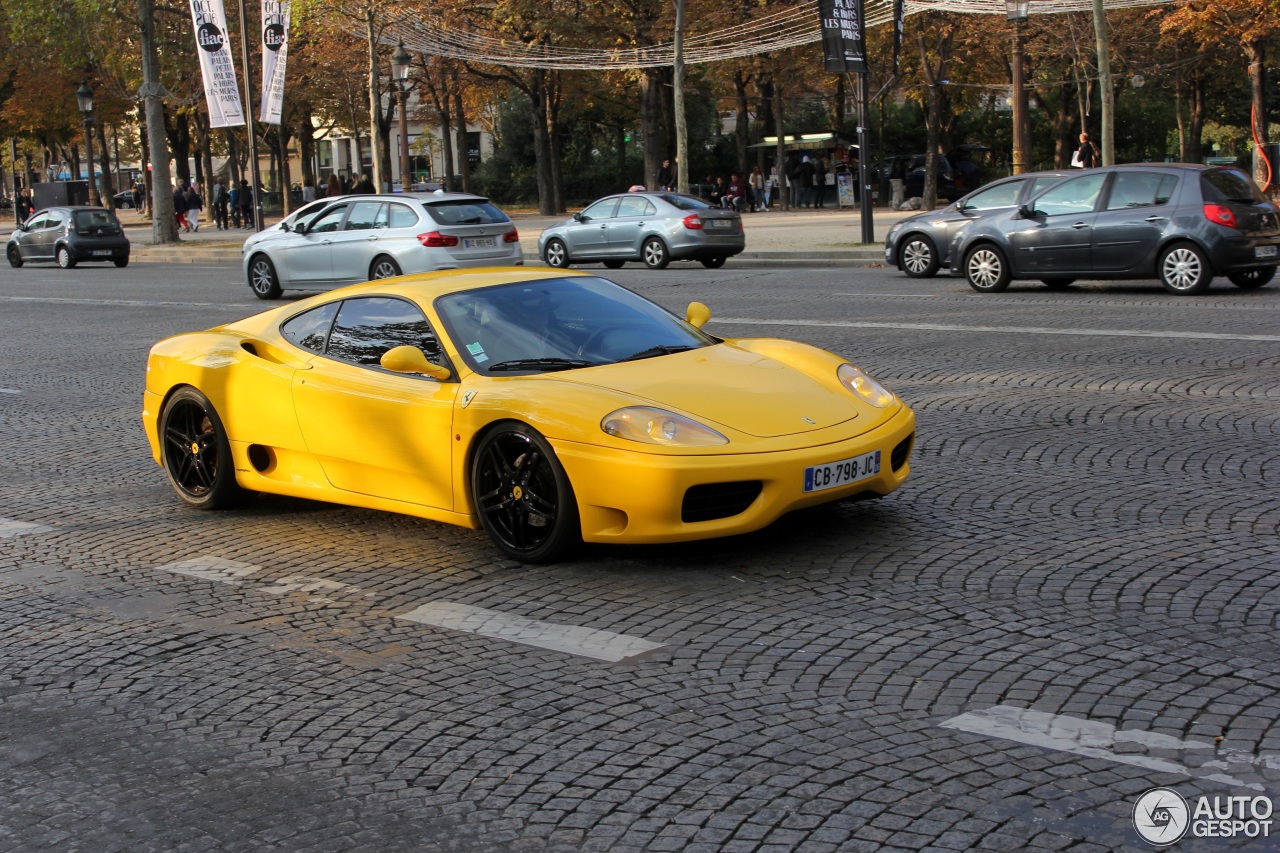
[1256,245,1277,259]
[707,220,732,229]
[804,450,881,493]
[92,249,112,256]
[463,237,496,249]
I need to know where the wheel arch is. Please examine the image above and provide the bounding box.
[1153,235,1216,276]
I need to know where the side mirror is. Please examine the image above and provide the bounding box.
[1018,203,1037,219]
[280,221,291,232]
[685,301,711,329]
[573,212,585,222]
[380,345,451,380]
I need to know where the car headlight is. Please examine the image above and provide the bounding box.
[601,407,728,446]
[837,363,894,408]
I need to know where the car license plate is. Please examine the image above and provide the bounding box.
[708,220,731,229]
[1256,245,1277,259]
[463,237,496,249]
[803,450,881,493]
[92,250,112,256]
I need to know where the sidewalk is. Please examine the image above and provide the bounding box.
[3,204,923,267]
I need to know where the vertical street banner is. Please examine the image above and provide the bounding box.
[190,0,245,128]
[260,0,290,125]
[892,0,905,74]
[819,0,866,74]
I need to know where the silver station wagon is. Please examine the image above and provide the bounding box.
[242,192,522,300]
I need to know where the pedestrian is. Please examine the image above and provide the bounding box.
[766,165,778,210]
[785,156,801,208]
[749,165,766,212]
[813,157,829,208]
[1072,132,1100,169]
[172,182,189,232]
[709,176,726,208]
[236,180,254,228]
[212,179,229,230]
[185,182,203,232]
[723,173,746,212]
[326,174,342,200]
[655,158,674,192]
[131,182,143,212]
[302,177,317,204]
[354,173,375,194]
[16,188,34,223]
[889,156,907,210]
[797,157,815,207]
[229,182,241,228]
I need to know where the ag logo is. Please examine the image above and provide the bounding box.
[1133,787,1189,846]
[263,23,286,51]
[197,22,225,51]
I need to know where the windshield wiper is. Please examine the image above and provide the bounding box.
[618,344,696,362]
[487,357,596,372]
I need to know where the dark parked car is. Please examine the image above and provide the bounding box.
[113,190,138,209]
[6,206,130,269]
[949,164,1280,295]
[885,170,1070,277]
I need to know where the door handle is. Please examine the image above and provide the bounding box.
[366,235,378,241]
[1144,215,1166,223]
[1071,222,1089,229]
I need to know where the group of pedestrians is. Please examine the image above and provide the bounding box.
[705,166,775,213]
[169,178,256,232]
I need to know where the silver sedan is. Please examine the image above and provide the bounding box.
[538,192,745,270]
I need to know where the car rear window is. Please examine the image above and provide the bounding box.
[423,200,509,226]
[73,210,120,230]
[1200,168,1265,204]
[658,194,711,210]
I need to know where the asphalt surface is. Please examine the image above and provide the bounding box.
[1,260,1278,852]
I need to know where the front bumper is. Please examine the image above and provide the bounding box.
[554,405,915,544]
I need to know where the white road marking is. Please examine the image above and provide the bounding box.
[156,556,261,585]
[0,388,20,394]
[397,601,665,663]
[259,575,367,603]
[714,316,1280,343]
[941,705,1277,791]
[0,518,54,538]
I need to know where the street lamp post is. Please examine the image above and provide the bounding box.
[391,42,412,193]
[75,79,101,206]
[1006,0,1031,175]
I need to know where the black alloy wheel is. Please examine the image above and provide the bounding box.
[159,387,251,510]
[6,245,22,268]
[370,255,402,280]
[900,236,939,278]
[470,423,579,563]
[248,254,282,299]
[1228,267,1275,289]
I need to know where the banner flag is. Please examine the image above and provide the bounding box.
[892,0,905,74]
[260,0,290,124]
[819,0,866,74]
[189,0,245,128]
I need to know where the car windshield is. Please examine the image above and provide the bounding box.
[435,276,717,375]
[73,210,119,230]
[424,199,508,225]
[1201,168,1265,204]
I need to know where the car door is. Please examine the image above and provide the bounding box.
[1008,172,1107,274]
[327,200,385,283]
[606,195,656,256]
[291,295,459,509]
[1091,172,1179,273]
[28,212,64,260]
[277,203,348,284]
[15,214,48,259]
[564,197,618,258]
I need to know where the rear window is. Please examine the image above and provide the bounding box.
[658,193,711,210]
[1201,168,1265,204]
[423,200,509,226]
[73,210,120,230]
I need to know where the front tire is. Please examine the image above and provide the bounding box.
[6,245,22,268]
[900,235,939,278]
[1228,267,1275,289]
[159,386,251,510]
[543,238,570,268]
[470,423,580,563]
[1041,278,1074,289]
[602,259,625,269]
[56,245,76,269]
[964,244,1011,292]
[248,254,282,299]
[642,237,670,270]
[369,255,401,280]
[700,256,727,269]
[1159,243,1212,294]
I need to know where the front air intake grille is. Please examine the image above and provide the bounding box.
[681,481,763,523]
[891,433,914,472]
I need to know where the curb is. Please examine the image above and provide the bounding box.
[130,248,889,266]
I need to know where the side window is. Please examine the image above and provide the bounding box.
[1032,173,1107,217]
[1155,175,1177,205]
[281,303,339,353]
[325,297,444,369]
[962,180,1023,211]
[44,212,66,229]
[344,201,384,231]
[580,198,619,220]
[25,215,47,230]
[1027,176,1064,196]
[308,205,348,233]
[616,197,656,217]
[1105,172,1167,210]
[387,203,418,228]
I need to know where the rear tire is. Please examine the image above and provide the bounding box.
[543,238,570,268]
[1228,267,1275,289]
[1158,243,1212,294]
[1041,278,1074,289]
[370,255,401,280]
[602,259,625,269]
[963,244,1011,293]
[642,237,670,270]
[159,386,251,510]
[113,257,129,268]
[700,256,727,269]
[6,245,22,268]
[900,236,939,278]
[56,245,76,269]
[248,254,282,300]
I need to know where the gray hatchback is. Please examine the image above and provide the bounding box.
[950,164,1280,294]
[538,192,745,270]
[7,206,130,269]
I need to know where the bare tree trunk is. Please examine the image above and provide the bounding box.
[95,121,112,209]
[640,70,662,191]
[917,28,955,211]
[366,6,387,191]
[136,0,177,242]
[194,111,214,197]
[530,71,555,214]
[774,65,787,212]
[453,87,471,193]
[1246,39,1268,186]
[734,71,750,176]
[297,109,316,189]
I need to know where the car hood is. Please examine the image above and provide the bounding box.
[550,343,859,438]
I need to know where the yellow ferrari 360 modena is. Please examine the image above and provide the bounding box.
[143,268,915,562]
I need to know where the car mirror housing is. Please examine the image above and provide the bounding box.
[573,213,586,222]
[685,301,711,329]
[380,345,451,380]
[280,222,291,232]
[1018,203,1037,219]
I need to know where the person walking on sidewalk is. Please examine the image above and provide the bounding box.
[236,180,254,229]
[749,165,766,212]
[212,179,229,230]
[172,183,189,232]
[185,183,203,232]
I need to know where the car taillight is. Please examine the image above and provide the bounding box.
[682,214,704,230]
[503,228,520,243]
[417,231,458,247]
[1203,203,1238,229]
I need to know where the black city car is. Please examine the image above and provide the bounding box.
[950,164,1280,295]
[6,206,131,269]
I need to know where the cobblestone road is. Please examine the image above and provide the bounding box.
[1,262,1277,852]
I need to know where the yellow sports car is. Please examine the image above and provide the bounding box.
[143,268,915,562]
